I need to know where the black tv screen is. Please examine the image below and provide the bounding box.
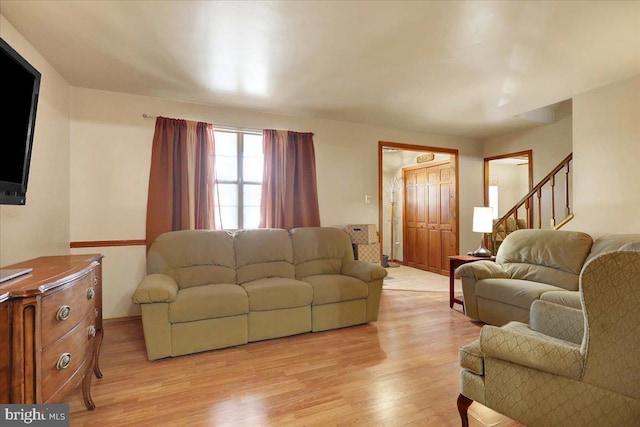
[0,37,41,205]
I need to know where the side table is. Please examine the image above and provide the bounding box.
[447,255,496,309]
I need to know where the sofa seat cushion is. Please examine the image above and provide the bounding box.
[303,274,368,305]
[476,278,561,310]
[459,339,484,375]
[241,278,313,311]
[540,290,582,309]
[169,284,248,323]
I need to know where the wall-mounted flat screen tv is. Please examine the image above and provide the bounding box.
[0,37,41,205]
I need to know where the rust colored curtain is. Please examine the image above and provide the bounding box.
[146,117,215,250]
[259,129,321,229]
[193,122,215,229]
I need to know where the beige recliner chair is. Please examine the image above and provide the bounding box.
[457,229,594,326]
[290,227,384,332]
[457,249,640,426]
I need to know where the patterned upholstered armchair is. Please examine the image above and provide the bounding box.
[457,250,640,426]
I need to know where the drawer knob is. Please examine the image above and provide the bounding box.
[56,353,72,370]
[56,306,71,321]
[88,325,96,338]
[87,287,95,300]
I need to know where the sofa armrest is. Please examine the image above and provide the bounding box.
[529,300,584,345]
[133,273,178,304]
[456,261,509,280]
[480,322,584,380]
[341,260,387,282]
[457,261,509,321]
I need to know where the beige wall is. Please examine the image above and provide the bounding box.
[568,75,640,237]
[70,88,483,317]
[481,103,573,230]
[0,16,71,266]
[482,105,573,184]
[490,163,529,218]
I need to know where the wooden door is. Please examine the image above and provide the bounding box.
[404,167,428,270]
[403,161,456,275]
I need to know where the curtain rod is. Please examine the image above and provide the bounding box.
[141,113,262,134]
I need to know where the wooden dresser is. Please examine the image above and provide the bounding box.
[0,254,104,409]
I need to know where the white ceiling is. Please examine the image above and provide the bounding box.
[2,1,639,139]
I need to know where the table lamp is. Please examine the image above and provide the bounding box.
[470,206,493,257]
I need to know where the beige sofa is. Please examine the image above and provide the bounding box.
[456,229,640,325]
[457,249,640,426]
[133,227,387,360]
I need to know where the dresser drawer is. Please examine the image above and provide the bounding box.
[41,311,96,401]
[41,270,97,348]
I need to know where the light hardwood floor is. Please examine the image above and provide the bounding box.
[383,265,461,293]
[68,286,522,426]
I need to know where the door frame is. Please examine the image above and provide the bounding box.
[483,150,533,225]
[378,141,460,265]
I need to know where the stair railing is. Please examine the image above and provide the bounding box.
[491,153,573,253]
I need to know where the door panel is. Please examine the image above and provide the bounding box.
[440,229,454,274]
[416,229,428,270]
[403,160,457,275]
[428,228,440,272]
[406,228,416,264]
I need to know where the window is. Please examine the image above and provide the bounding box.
[214,130,263,230]
[488,175,499,219]
[488,185,499,219]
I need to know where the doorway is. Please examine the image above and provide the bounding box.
[483,150,533,223]
[378,141,459,275]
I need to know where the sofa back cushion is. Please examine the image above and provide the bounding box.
[585,234,640,262]
[290,227,354,278]
[497,229,593,291]
[147,230,236,289]
[234,229,295,284]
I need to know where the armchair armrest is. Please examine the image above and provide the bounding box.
[529,300,584,345]
[455,261,509,281]
[341,260,387,282]
[133,273,178,304]
[481,322,584,380]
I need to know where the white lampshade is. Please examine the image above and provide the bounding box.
[472,207,494,233]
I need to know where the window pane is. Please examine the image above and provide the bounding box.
[243,134,263,183]
[216,207,238,230]
[215,155,237,181]
[243,157,263,183]
[243,184,262,207]
[217,183,238,206]
[213,131,238,156]
[243,207,260,230]
[489,185,499,219]
[243,134,263,156]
